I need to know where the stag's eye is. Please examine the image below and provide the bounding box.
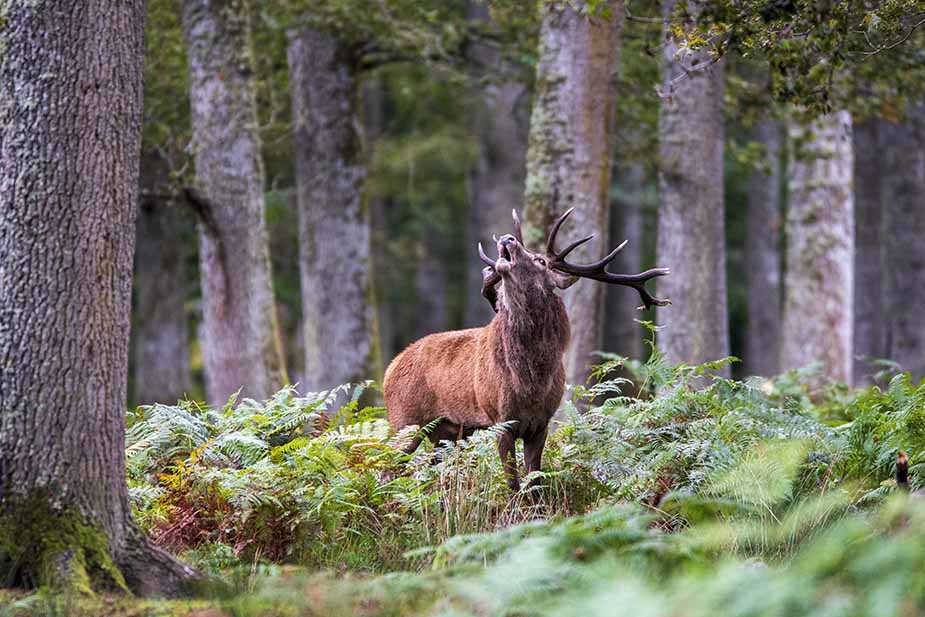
[534,257,548,267]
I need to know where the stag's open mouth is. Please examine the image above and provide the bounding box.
[495,242,514,273]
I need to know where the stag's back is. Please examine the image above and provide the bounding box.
[383,326,498,431]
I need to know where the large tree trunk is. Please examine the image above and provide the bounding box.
[133,153,192,405]
[0,0,198,595]
[464,1,529,328]
[743,119,782,377]
[288,28,381,391]
[604,163,645,361]
[183,0,286,405]
[881,107,925,381]
[781,111,854,384]
[522,1,623,386]
[852,119,886,384]
[655,0,729,372]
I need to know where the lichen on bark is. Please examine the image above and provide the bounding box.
[522,0,623,386]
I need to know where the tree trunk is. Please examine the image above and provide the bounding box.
[881,107,925,381]
[781,111,854,384]
[464,1,529,328]
[743,119,782,377]
[604,163,645,360]
[522,0,623,386]
[0,0,199,595]
[412,233,451,339]
[364,78,397,362]
[183,0,286,405]
[655,0,729,372]
[288,28,381,391]
[852,119,886,384]
[133,153,192,405]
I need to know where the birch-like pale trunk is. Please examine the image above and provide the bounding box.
[781,111,854,384]
[288,28,381,391]
[522,0,623,387]
[881,107,925,381]
[0,0,198,594]
[743,120,782,376]
[604,164,645,361]
[656,0,729,372]
[183,0,286,405]
[852,119,886,384]
[464,1,529,328]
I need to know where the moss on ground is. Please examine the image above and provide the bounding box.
[0,589,225,617]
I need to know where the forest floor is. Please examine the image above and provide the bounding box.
[4,355,925,616]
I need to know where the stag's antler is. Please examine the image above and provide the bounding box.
[545,208,671,310]
[478,242,502,312]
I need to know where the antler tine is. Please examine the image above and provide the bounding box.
[585,239,628,269]
[556,234,595,260]
[511,209,524,244]
[546,207,575,254]
[478,242,496,268]
[544,213,671,310]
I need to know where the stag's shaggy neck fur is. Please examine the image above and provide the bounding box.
[491,281,570,393]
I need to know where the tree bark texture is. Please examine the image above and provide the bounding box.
[656,0,729,372]
[743,120,782,376]
[133,153,192,404]
[522,0,623,386]
[0,0,198,595]
[781,111,854,384]
[464,1,529,328]
[288,28,381,391]
[183,0,286,405]
[852,119,886,384]
[881,107,925,381]
[604,163,645,360]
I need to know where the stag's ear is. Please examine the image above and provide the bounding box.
[550,269,578,289]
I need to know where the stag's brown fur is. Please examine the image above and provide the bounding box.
[384,239,572,490]
[384,212,669,492]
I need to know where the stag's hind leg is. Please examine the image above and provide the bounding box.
[498,428,520,491]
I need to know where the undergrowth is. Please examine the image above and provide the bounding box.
[10,342,924,616]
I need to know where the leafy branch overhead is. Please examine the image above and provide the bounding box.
[667,0,925,113]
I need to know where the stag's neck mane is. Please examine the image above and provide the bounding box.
[490,292,570,391]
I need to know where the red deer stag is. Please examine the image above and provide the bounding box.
[384,209,670,490]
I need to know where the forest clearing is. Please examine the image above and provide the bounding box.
[1,1,925,616]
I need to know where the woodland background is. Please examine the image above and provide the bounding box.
[133,0,924,409]
[3,0,925,615]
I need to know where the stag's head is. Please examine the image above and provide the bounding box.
[478,209,671,314]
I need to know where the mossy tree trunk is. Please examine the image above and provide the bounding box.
[781,111,854,384]
[183,0,287,406]
[464,1,529,328]
[852,118,887,384]
[288,28,381,390]
[655,0,729,373]
[133,152,193,405]
[522,0,623,386]
[604,163,646,361]
[881,106,925,381]
[743,119,782,377]
[0,0,199,595]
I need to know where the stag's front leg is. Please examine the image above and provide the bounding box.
[498,428,520,491]
[523,427,548,492]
